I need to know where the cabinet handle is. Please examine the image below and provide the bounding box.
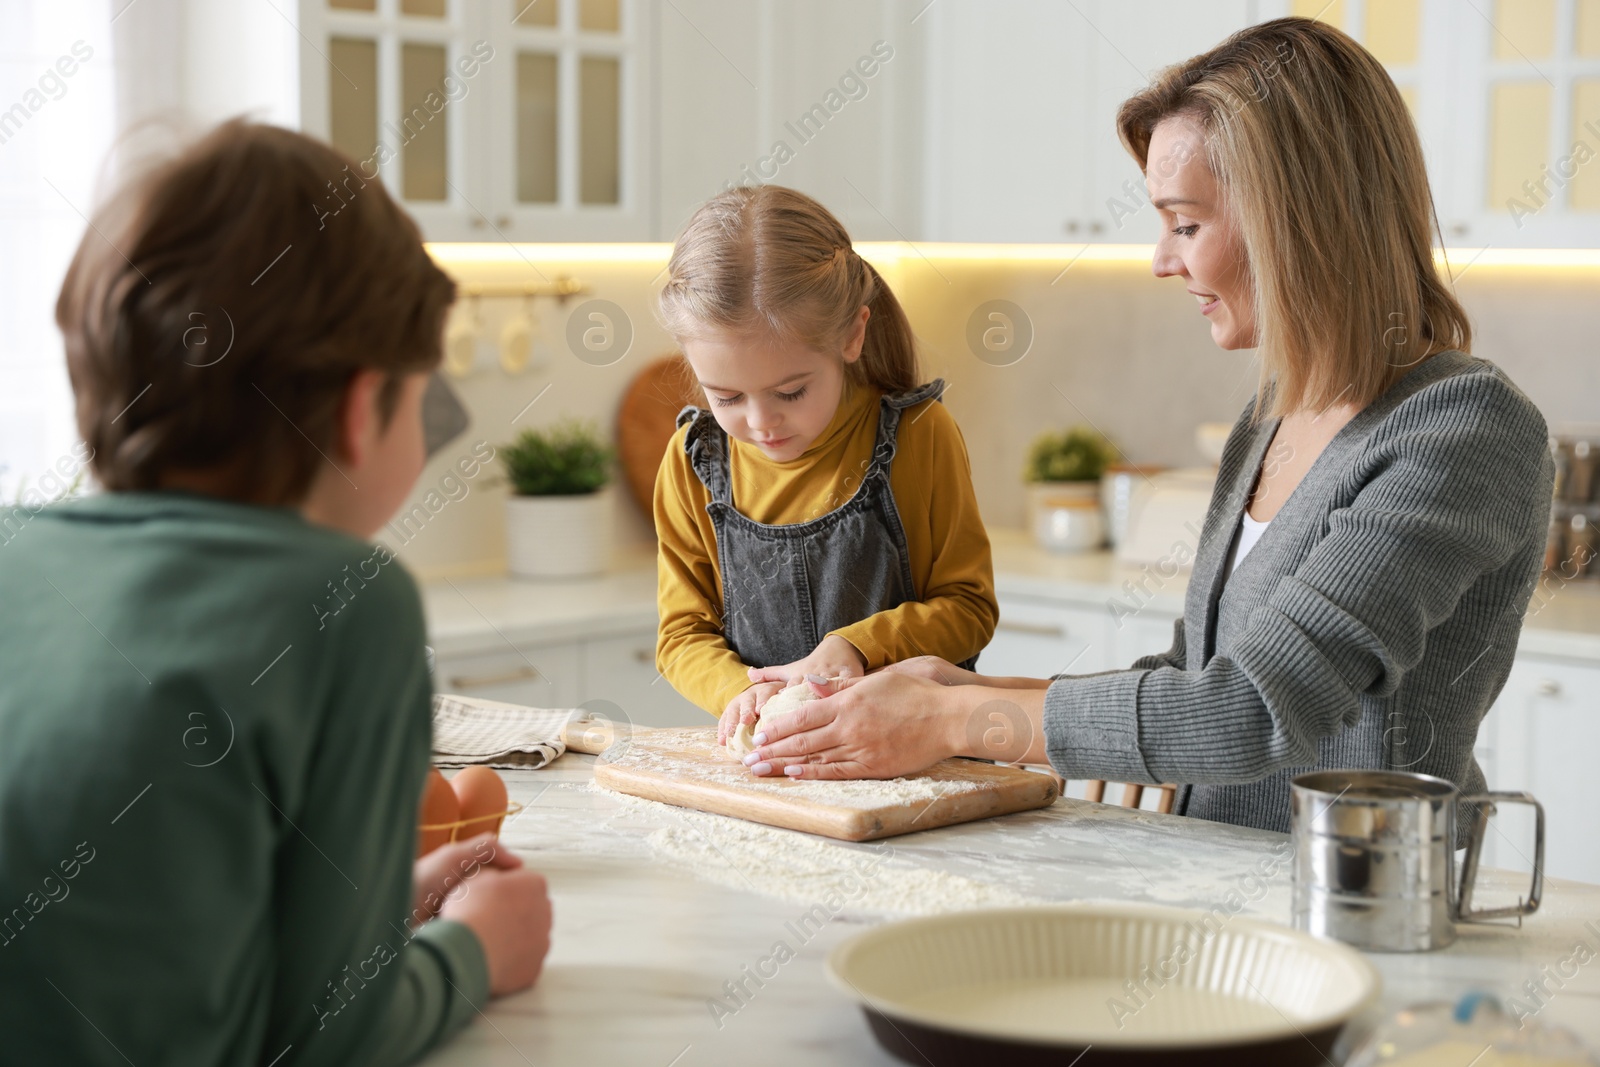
[996,619,1068,639]
[470,216,486,229]
[448,665,542,689]
[1535,678,1562,697]
[495,215,511,229]
[632,648,652,664]
[1089,220,1105,234]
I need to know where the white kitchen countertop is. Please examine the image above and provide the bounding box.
[421,529,1600,664]
[418,752,1600,1065]
[420,546,662,657]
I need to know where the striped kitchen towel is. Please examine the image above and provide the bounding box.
[431,693,631,768]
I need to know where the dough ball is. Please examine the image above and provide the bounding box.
[725,683,819,761]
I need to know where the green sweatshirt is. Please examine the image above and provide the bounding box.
[0,492,489,1065]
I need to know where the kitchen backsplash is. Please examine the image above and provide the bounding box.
[389,244,1600,580]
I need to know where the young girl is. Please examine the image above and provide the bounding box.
[652,185,998,744]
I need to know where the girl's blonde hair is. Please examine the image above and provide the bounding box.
[658,185,919,394]
[1117,16,1471,418]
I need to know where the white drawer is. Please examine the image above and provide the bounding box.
[984,596,1114,679]
[579,631,708,728]
[433,642,580,708]
[1111,612,1182,670]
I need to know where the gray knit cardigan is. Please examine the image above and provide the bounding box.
[1042,351,1554,833]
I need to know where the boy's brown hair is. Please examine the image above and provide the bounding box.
[57,119,456,504]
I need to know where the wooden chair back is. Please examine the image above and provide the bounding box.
[1083,780,1179,814]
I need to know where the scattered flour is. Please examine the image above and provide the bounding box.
[597,786,1036,916]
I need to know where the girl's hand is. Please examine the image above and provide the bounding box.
[741,672,963,779]
[745,634,867,689]
[718,680,786,745]
[878,655,978,687]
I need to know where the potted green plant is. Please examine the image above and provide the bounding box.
[500,419,616,578]
[1023,427,1118,552]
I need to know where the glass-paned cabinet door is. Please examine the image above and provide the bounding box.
[1261,0,1599,247]
[1287,0,1427,105]
[487,0,651,240]
[1451,0,1600,246]
[299,0,488,240]
[299,0,653,241]
[1275,2,1448,206]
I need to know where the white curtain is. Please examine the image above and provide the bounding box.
[0,0,114,500]
[0,0,298,501]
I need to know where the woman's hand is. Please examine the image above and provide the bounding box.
[744,634,867,689]
[718,680,786,745]
[877,655,979,687]
[741,672,964,780]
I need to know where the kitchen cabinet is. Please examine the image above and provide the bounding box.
[917,1,1092,243]
[578,630,706,727]
[434,629,704,728]
[297,0,655,241]
[984,595,1116,679]
[1111,611,1183,668]
[652,0,920,243]
[924,0,1600,247]
[289,0,1600,246]
[1434,0,1600,247]
[434,639,582,706]
[919,0,1252,244]
[1477,654,1600,885]
[986,596,1179,680]
[1261,0,1600,248]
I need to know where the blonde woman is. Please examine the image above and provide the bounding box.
[738,17,1554,834]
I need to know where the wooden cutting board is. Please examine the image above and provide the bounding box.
[593,727,1059,841]
[615,354,699,516]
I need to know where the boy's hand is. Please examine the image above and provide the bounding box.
[744,635,867,690]
[411,833,522,924]
[440,864,552,996]
[718,680,786,745]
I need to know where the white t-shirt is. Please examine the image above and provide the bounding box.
[1225,511,1271,576]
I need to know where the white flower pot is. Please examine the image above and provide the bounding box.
[1027,481,1105,553]
[505,489,612,579]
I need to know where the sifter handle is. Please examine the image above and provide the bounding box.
[1456,791,1544,923]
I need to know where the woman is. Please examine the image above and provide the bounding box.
[739,16,1555,834]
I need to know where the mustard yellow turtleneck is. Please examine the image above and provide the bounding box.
[652,381,998,715]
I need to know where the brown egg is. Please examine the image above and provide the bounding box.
[450,766,508,841]
[417,767,458,857]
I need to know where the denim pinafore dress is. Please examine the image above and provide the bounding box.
[676,379,973,671]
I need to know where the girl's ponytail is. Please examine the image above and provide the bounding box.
[856,258,918,394]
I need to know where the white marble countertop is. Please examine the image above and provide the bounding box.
[419,750,1600,1065]
[421,529,1600,664]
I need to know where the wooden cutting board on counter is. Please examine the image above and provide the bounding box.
[592,727,1059,841]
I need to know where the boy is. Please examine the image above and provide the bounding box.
[0,120,549,1064]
